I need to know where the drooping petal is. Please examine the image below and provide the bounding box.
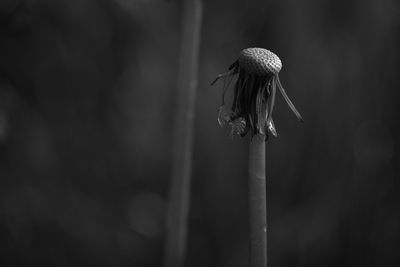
[266,76,277,126]
[276,75,303,122]
[256,83,266,134]
[210,66,237,86]
[268,118,278,137]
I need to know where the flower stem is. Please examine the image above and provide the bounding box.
[248,135,267,267]
[163,1,203,267]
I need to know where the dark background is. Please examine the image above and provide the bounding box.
[0,0,399,266]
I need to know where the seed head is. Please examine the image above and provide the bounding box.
[212,47,303,139]
[238,48,282,76]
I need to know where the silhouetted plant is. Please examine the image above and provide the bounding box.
[212,48,302,267]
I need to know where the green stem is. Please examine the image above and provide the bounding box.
[163,1,203,267]
[248,135,267,267]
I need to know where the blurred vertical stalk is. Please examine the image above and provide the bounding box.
[248,135,267,267]
[163,1,203,267]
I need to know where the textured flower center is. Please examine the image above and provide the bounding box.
[238,48,282,76]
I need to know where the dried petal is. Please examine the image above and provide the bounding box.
[212,48,302,139]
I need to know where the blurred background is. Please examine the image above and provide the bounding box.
[0,0,399,266]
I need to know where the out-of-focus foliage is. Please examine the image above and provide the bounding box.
[0,0,399,266]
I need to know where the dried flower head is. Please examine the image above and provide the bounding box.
[212,48,303,138]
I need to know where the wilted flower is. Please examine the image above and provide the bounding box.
[212,48,303,138]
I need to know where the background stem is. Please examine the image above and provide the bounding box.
[248,135,267,267]
[163,1,203,267]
